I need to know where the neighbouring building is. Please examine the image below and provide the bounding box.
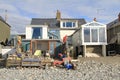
[24,10,86,57]
[72,19,107,57]
[107,13,120,55]
[0,16,10,44]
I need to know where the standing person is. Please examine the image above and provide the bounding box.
[43,50,46,58]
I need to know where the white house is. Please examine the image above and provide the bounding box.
[25,24,60,55]
[23,10,86,57]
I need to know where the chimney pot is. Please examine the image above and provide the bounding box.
[93,18,97,22]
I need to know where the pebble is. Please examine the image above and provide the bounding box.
[0,60,119,80]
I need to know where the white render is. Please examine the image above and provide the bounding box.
[42,26,48,39]
[26,26,32,39]
[60,30,75,40]
[26,25,48,39]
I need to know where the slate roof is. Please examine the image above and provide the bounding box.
[31,18,59,28]
[31,18,86,28]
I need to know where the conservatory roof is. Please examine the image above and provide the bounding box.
[82,21,105,27]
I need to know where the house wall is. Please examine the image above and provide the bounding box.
[107,20,120,54]
[107,23,120,43]
[71,29,82,58]
[0,21,10,43]
[42,27,48,39]
[60,30,75,40]
[26,25,48,39]
[26,27,32,39]
[72,29,82,47]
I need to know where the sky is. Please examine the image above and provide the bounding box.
[0,0,120,34]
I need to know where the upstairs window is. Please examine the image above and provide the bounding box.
[62,21,76,28]
[32,27,42,39]
[66,22,72,27]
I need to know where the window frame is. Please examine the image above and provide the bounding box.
[62,21,76,28]
[83,26,106,45]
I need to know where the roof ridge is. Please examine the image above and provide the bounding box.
[32,18,56,19]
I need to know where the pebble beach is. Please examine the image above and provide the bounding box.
[0,57,120,80]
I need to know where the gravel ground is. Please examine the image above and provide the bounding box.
[0,56,120,80]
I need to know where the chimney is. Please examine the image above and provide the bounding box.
[56,10,61,20]
[93,18,97,22]
[118,13,120,21]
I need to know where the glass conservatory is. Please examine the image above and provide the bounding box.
[72,20,107,57]
[82,21,107,45]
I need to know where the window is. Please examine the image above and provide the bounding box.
[32,27,42,39]
[83,27,106,43]
[66,22,72,27]
[91,29,98,42]
[84,28,90,42]
[99,28,105,42]
[48,29,60,39]
[62,21,76,28]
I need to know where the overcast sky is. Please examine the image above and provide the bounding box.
[0,0,120,34]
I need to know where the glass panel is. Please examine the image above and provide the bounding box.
[48,30,60,39]
[91,29,98,42]
[99,28,105,42]
[63,22,65,27]
[84,28,90,42]
[49,42,54,56]
[66,22,72,27]
[32,27,42,39]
